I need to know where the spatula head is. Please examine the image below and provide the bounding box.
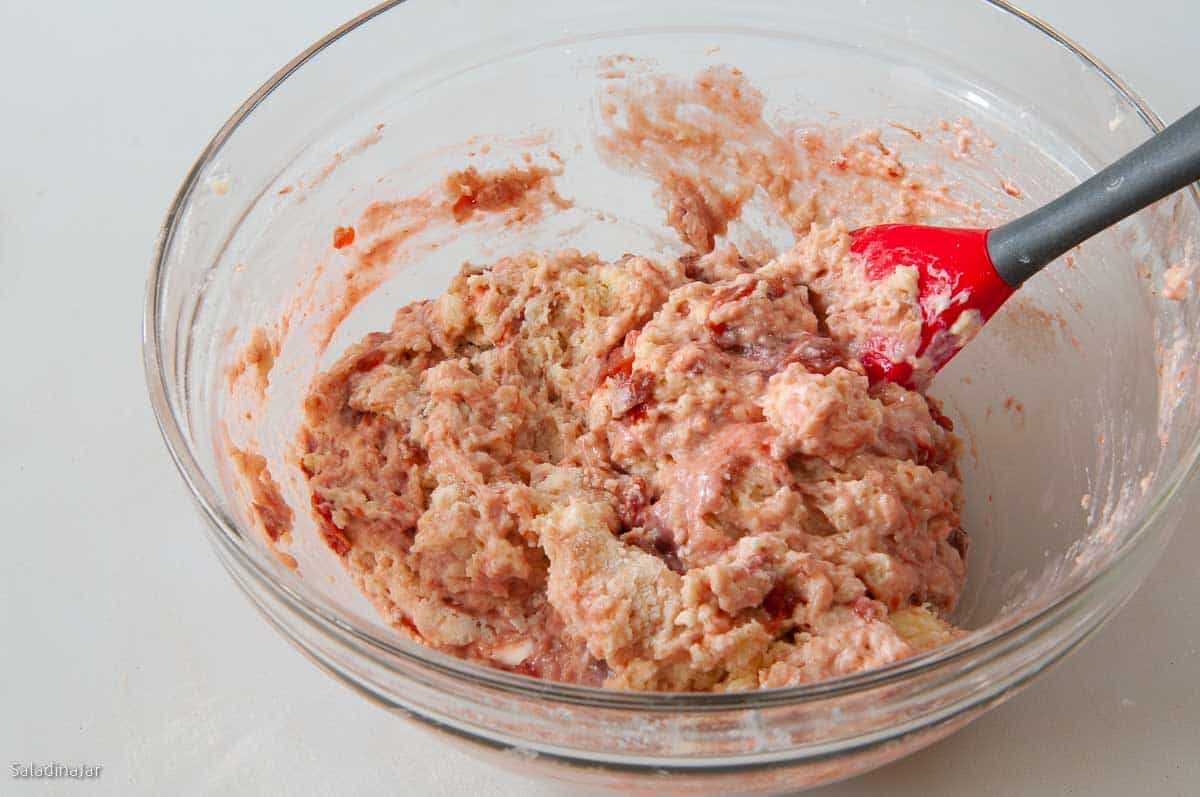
[849,224,1015,388]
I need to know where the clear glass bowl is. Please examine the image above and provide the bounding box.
[144,0,1200,792]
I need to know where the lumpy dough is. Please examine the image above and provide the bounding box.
[299,220,968,691]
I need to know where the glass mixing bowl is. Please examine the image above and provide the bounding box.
[144,0,1200,792]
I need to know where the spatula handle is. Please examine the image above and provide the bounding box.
[987,104,1200,287]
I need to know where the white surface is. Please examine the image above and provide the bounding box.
[1,1,1197,794]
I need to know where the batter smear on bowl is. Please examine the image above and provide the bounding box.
[296,67,972,691]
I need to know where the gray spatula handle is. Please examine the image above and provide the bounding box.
[987,104,1200,287]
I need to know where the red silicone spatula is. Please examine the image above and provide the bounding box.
[851,104,1200,388]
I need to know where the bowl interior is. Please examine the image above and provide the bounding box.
[155,0,1200,679]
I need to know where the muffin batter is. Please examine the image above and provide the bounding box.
[299,223,966,690]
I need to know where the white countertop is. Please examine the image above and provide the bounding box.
[1,1,1196,794]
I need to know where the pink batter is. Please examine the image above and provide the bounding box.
[299,233,965,690]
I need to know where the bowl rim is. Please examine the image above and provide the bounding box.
[143,0,1200,710]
